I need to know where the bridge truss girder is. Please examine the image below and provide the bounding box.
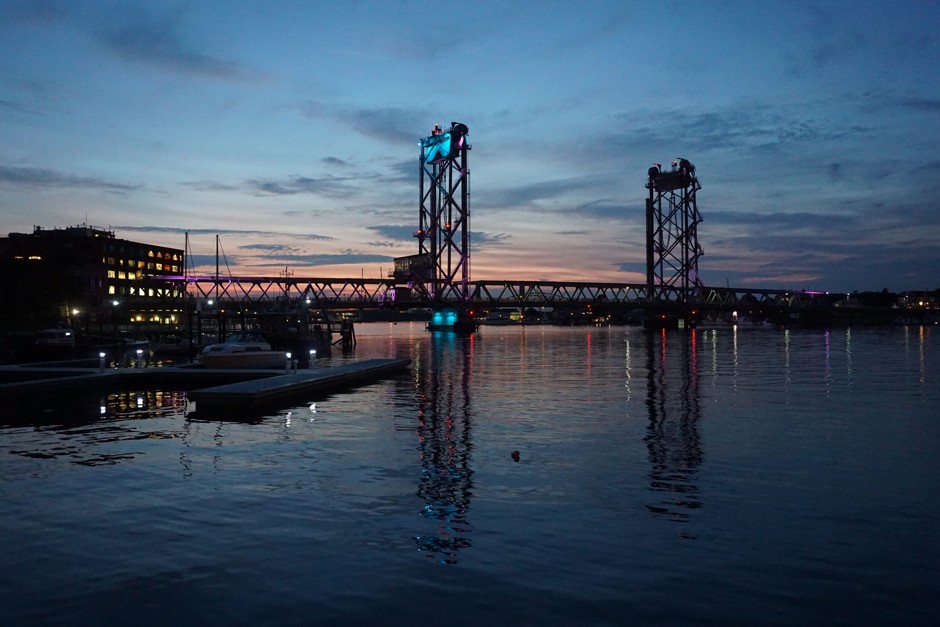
[151,276,831,316]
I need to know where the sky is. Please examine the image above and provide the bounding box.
[1,0,938,293]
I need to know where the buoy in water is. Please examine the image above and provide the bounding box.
[511,450,520,462]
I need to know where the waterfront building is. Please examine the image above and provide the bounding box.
[0,224,184,333]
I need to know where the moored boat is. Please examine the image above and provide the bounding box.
[198,332,288,369]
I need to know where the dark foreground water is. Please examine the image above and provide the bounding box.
[2,323,938,626]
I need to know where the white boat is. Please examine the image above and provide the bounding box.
[198,332,288,369]
[35,328,76,346]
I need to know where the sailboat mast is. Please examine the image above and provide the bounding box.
[215,234,220,302]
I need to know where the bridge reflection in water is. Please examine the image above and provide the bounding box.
[411,332,475,564]
[643,329,703,536]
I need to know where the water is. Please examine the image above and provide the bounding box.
[2,324,938,626]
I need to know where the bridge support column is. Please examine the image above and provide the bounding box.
[644,158,704,330]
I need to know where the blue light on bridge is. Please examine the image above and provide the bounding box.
[423,132,452,164]
[430,308,459,328]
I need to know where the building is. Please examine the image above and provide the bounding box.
[0,224,185,333]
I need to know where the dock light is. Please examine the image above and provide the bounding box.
[207,298,214,306]
[99,352,106,371]
[112,300,119,307]
[136,348,143,368]
[309,349,317,368]
[285,352,292,374]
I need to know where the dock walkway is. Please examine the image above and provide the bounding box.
[187,358,410,412]
[0,358,410,417]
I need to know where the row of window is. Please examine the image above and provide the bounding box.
[103,257,179,272]
[107,285,183,298]
[102,246,181,262]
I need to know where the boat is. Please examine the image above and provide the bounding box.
[151,333,210,358]
[198,332,288,369]
[35,328,77,346]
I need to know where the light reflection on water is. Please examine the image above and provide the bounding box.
[1,323,938,626]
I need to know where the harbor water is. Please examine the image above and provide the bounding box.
[2,323,938,626]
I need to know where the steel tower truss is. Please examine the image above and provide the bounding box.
[417,122,471,303]
[646,158,704,303]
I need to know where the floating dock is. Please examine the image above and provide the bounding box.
[187,358,410,413]
[0,358,411,418]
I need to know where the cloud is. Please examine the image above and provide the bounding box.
[301,101,428,146]
[322,157,352,168]
[248,250,395,267]
[367,225,416,241]
[249,174,356,197]
[0,0,66,23]
[478,177,597,211]
[470,231,510,248]
[232,243,395,270]
[180,180,241,192]
[113,225,335,241]
[0,164,139,192]
[899,96,940,112]
[97,9,266,82]
[0,98,34,114]
[366,224,509,251]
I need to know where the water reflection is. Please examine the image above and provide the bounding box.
[0,388,189,427]
[412,331,474,564]
[4,390,188,466]
[644,329,703,534]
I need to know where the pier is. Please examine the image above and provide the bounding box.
[0,358,411,418]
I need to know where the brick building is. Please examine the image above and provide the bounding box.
[0,224,184,332]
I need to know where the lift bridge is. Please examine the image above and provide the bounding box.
[152,124,834,328]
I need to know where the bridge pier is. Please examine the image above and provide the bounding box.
[427,305,478,334]
[643,303,700,330]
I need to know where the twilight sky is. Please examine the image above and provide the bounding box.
[1,0,938,292]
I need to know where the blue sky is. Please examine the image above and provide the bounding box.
[1,0,938,292]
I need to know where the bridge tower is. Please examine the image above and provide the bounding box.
[645,158,704,325]
[416,122,475,331]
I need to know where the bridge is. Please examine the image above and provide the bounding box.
[152,122,838,329]
[173,275,830,315]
